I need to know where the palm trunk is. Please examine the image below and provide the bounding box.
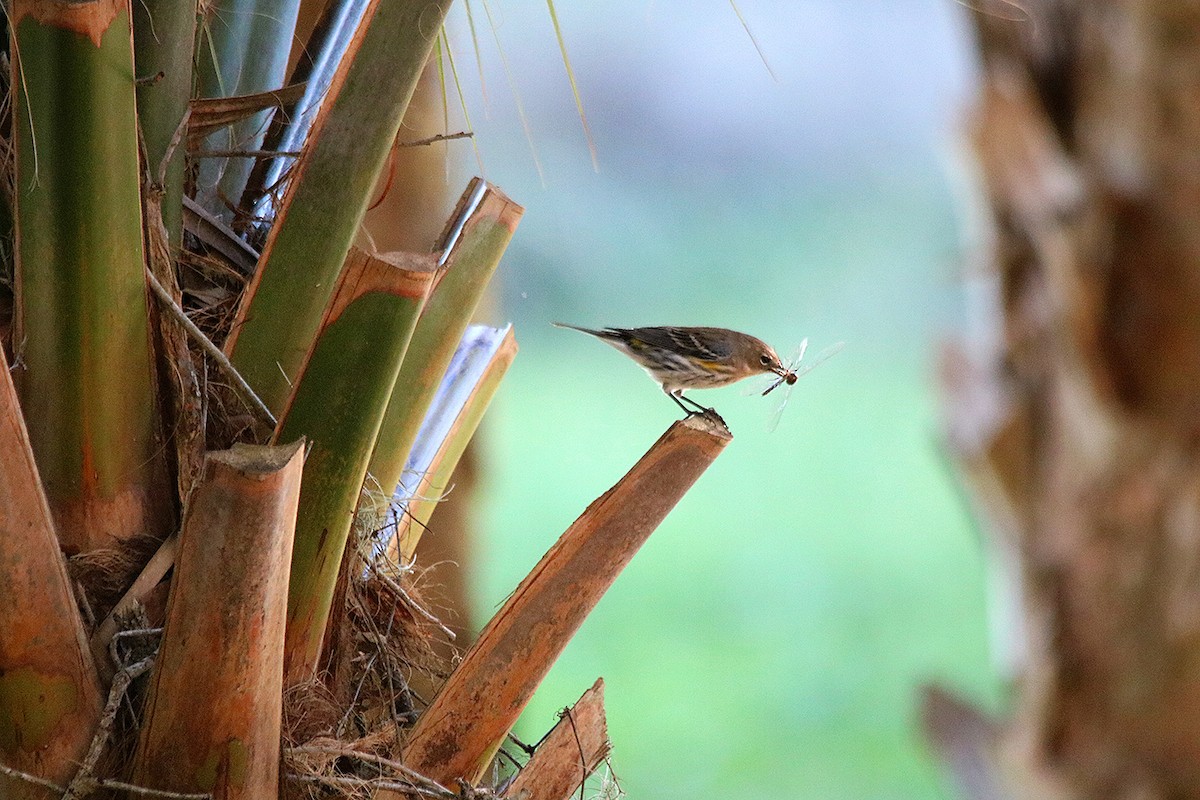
[948,3,1200,797]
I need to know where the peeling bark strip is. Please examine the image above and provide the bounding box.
[14,0,123,47]
[0,346,103,800]
[399,415,731,789]
[187,83,309,146]
[133,442,304,800]
[502,679,610,800]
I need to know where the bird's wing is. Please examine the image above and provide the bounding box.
[618,327,733,360]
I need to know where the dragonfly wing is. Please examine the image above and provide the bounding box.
[743,373,779,396]
[766,380,798,432]
[764,340,843,432]
[792,341,845,380]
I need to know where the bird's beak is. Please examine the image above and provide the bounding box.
[772,365,797,384]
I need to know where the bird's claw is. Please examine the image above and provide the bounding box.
[683,406,727,426]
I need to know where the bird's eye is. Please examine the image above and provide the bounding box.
[759,354,772,366]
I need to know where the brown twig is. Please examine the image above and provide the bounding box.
[0,761,64,794]
[91,537,178,681]
[0,758,211,800]
[396,131,473,148]
[61,655,156,800]
[286,745,455,796]
[144,267,276,427]
[286,763,499,800]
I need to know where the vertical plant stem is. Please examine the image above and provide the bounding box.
[134,0,198,247]
[274,248,435,685]
[194,0,302,219]
[0,345,103,800]
[392,324,516,560]
[362,180,522,522]
[12,0,172,554]
[132,441,304,800]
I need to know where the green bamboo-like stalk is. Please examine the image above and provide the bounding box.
[134,0,198,247]
[392,324,517,561]
[361,179,523,523]
[274,248,435,684]
[225,0,455,415]
[0,344,103,800]
[12,0,171,555]
[194,0,301,219]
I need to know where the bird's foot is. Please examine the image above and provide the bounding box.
[683,406,727,427]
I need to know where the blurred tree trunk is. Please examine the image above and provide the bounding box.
[946,3,1200,798]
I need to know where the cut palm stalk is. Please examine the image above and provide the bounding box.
[12,0,172,554]
[274,248,436,685]
[132,441,304,800]
[362,179,523,523]
[501,679,610,800]
[225,0,455,415]
[399,415,732,789]
[386,323,517,561]
[193,0,302,220]
[134,0,197,247]
[0,345,104,800]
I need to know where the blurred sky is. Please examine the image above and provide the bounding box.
[439,3,997,799]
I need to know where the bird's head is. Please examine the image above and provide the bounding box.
[741,338,796,384]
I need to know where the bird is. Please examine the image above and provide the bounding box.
[552,322,797,418]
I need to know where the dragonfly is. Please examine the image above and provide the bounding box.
[745,338,845,431]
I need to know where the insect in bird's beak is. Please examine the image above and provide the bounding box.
[772,363,798,384]
[762,367,794,396]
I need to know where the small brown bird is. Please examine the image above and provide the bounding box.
[553,322,797,417]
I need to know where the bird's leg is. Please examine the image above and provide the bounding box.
[665,389,698,417]
[666,388,719,419]
[677,393,714,415]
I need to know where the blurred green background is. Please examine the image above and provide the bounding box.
[442,2,1004,797]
